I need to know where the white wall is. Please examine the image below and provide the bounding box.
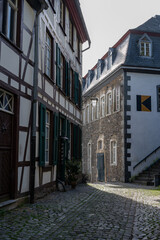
[127,72,160,175]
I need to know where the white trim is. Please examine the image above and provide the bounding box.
[110,139,117,166]
[106,90,112,115]
[100,94,105,118]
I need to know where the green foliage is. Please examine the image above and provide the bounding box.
[66,160,81,183]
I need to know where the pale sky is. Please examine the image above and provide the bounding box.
[79,0,160,76]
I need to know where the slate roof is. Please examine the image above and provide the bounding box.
[83,15,160,94]
[135,15,160,33]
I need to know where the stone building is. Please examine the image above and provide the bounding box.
[0,0,90,204]
[82,15,160,183]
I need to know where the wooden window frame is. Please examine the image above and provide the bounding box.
[106,91,112,115]
[69,17,74,49]
[2,0,22,47]
[60,0,65,34]
[139,34,152,57]
[45,30,53,80]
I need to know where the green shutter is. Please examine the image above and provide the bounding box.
[39,103,46,167]
[53,112,59,165]
[56,43,61,87]
[74,72,79,105]
[65,60,68,96]
[68,62,70,97]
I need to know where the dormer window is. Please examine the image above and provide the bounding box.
[87,70,94,88]
[96,59,104,79]
[139,34,152,57]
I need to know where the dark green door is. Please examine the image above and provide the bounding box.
[97,153,105,182]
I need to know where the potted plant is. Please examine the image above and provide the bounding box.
[66,159,81,189]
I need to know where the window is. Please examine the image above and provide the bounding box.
[56,43,61,87]
[157,86,160,112]
[70,67,74,100]
[86,105,89,123]
[0,89,14,114]
[97,60,104,79]
[87,141,92,174]
[39,104,53,166]
[61,53,65,90]
[106,91,112,115]
[98,140,103,150]
[139,34,152,57]
[96,99,99,119]
[2,0,18,43]
[76,35,81,61]
[45,31,53,78]
[100,96,105,117]
[60,0,65,30]
[110,140,117,165]
[69,18,74,48]
[113,86,120,112]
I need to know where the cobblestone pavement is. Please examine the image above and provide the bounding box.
[0,182,160,240]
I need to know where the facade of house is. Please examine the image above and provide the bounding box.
[0,0,90,203]
[82,16,160,183]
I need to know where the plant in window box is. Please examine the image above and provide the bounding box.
[66,159,81,189]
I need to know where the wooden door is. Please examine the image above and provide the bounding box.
[97,153,105,182]
[0,111,13,198]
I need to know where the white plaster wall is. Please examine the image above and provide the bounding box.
[127,72,160,174]
[24,0,35,31]
[19,97,31,127]
[18,166,30,193]
[21,59,34,86]
[43,172,51,185]
[0,42,19,76]
[0,72,8,84]
[60,95,65,107]
[35,162,40,188]
[45,80,53,98]
[18,131,31,162]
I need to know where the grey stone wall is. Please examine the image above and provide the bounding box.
[82,73,125,182]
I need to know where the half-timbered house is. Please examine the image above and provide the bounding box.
[0,0,90,204]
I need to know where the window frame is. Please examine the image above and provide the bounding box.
[45,30,53,79]
[110,139,117,166]
[60,0,65,32]
[106,91,112,115]
[139,34,152,57]
[113,86,120,112]
[0,88,14,114]
[100,95,105,118]
[69,16,74,49]
[2,0,20,45]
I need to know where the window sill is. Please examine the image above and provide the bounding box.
[59,24,66,36]
[0,32,22,53]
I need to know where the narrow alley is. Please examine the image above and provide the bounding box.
[0,183,160,240]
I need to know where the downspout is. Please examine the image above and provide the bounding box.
[30,1,48,204]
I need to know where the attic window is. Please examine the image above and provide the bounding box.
[139,34,152,57]
[97,60,103,79]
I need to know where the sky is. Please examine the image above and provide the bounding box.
[79,0,160,76]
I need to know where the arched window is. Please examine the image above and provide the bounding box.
[110,140,117,165]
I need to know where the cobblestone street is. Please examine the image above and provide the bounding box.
[0,183,160,240]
